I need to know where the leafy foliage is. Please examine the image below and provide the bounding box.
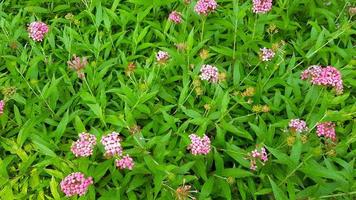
[0,0,355,199]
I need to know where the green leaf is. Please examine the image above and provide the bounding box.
[268,176,288,200]
[50,177,61,200]
[219,168,253,178]
[200,177,214,199]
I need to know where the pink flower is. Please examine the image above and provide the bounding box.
[115,155,134,170]
[260,47,275,61]
[200,64,219,83]
[289,119,308,133]
[27,21,49,42]
[194,0,217,15]
[101,132,123,157]
[188,134,211,155]
[251,150,260,158]
[168,11,182,24]
[301,65,343,94]
[316,122,336,141]
[252,0,273,14]
[156,51,170,64]
[71,133,97,157]
[260,147,268,162]
[60,172,93,197]
[250,159,257,170]
[67,55,88,79]
[248,146,268,171]
[0,100,5,115]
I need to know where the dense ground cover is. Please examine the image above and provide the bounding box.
[0,0,355,199]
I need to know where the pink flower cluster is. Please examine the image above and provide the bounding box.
[252,0,273,14]
[67,55,88,79]
[27,21,49,42]
[301,65,343,94]
[249,147,268,171]
[101,132,123,157]
[260,47,275,61]
[71,133,97,157]
[200,64,219,83]
[194,0,217,15]
[60,172,93,197]
[156,51,170,63]
[115,155,135,170]
[188,134,211,155]
[316,122,336,141]
[169,11,182,24]
[289,119,308,133]
[0,100,5,115]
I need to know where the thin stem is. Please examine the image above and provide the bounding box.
[200,18,206,42]
[318,191,356,199]
[252,15,258,40]
[306,87,324,121]
[14,66,55,115]
[83,76,94,96]
[232,0,238,60]
[278,154,313,186]
[239,62,260,86]
[230,113,256,123]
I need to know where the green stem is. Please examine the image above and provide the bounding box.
[83,76,94,97]
[306,87,324,121]
[200,18,206,42]
[278,154,313,186]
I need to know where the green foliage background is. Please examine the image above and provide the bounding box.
[0,0,355,199]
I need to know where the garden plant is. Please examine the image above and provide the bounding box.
[0,0,355,199]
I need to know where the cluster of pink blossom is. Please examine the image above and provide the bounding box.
[188,134,211,155]
[101,132,123,157]
[67,55,88,79]
[289,119,308,133]
[156,50,170,63]
[168,11,182,24]
[260,47,275,61]
[60,172,93,197]
[200,64,219,83]
[71,133,97,157]
[0,100,5,115]
[249,147,268,171]
[301,65,343,94]
[252,0,273,14]
[27,21,49,42]
[194,0,217,15]
[316,122,336,141]
[115,155,135,170]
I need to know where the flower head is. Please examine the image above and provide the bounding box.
[101,132,123,157]
[156,51,170,64]
[200,64,219,83]
[288,119,308,133]
[248,146,268,171]
[115,155,134,170]
[125,62,136,76]
[169,11,182,24]
[60,172,93,197]
[316,122,336,141]
[194,0,217,15]
[252,0,273,14]
[260,47,275,61]
[0,100,5,115]
[188,134,211,155]
[28,21,49,42]
[71,133,97,157]
[260,147,268,162]
[67,55,88,79]
[301,65,343,94]
[176,185,195,200]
